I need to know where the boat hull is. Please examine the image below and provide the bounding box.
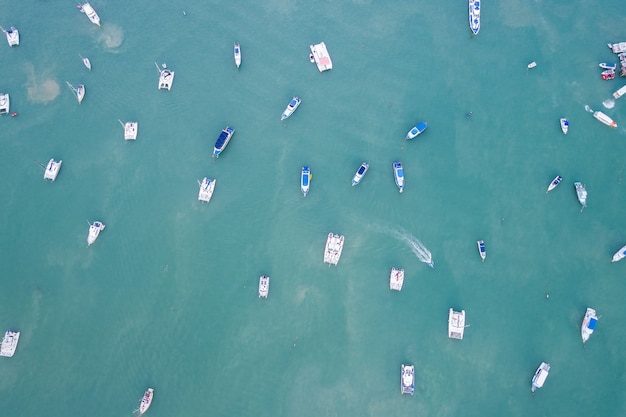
[87,221,105,246]
[281,97,301,120]
[352,162,369,186]
[612,244,626,262]
[234,43,241,68]
[531,362,550,393]
[139,388,154,415]
[477,240,486,261]
[401,364,415,395]
[301,166,311,196]
[581,308,598,343]
[393,161,404,193]
[559,118,568,134]
[213,127,235,157]
[258,275,270,298]
[593,111,617,128]
[468,0,480,34]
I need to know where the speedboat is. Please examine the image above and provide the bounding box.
[531,362,550,393]
[138,388,154,415]
[477,240,486,261]
[574,182,587,211]
[197,177,216,203]
[468,0,480,35]
[559,118,569,134]
[393,161,404,193]
[600,62,617,70]
[323,233,344,265]
[405,121,428,140]
[155,63,174,90]
[613,84,626,99]
[119,120,138,140]
[301,166,311,197]
[281,96,301,120]
[581,307,598,344]
[0,330,20,357]
[0,93,9,114]
[79,54,91,70]
[401,364,415,395]
[601,69,616,80]
[593,111,617,128]
[351,162,369,186]
[309,42,333,72]
[66,82,85,104]
[44,159,62,181]
[87,221,105,246]
[448,308,466,339]
[79,3,101,27]
[212,126,235,157]
[611,244,626,262]
[258,275,270,298]
[1,26,19,46]
[389,267,404,291]
[234,43,241,68]
[546,175,562,193]
[527,61,537,69]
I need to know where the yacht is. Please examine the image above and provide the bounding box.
[155,63,174,90]
[389,267,404,291]
[531,362,550,393]
[309,42,333,72]
[351,162,369,186]
[1,26,19,46]
[546,175,562,193]
[401,364,415,395]
[559,118,569,134]
[301,166,311,197]
[197,178,216,203]
[87,221,105,246]
[212,126,235,157]
[0,93,9,114]
[477,240,486,261]
[611,244,626,262]
[448,308,466,339]
[79,54,91,70]
[79,3,101,27]
[324,233,345,265]
[258,275,270,298]
[405,122,428,140]
[613,84,626,99]
[138,388,154,415]
[281,96,301,120]
[593,111,617,127]
[581,307,598,344]
[468,0,480,35]
[44,159,62,181]
[66,82,85,104]
[119,120,138,140]
[393,161,404,193]
[574,182,587,211]
[0,330,20,357]
[234,43,241,68]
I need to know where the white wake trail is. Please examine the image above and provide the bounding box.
[386,226,434,268]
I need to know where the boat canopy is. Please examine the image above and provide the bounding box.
[397,168,403,176]
[588,317,598,330]
[302,174,309,186]
[215,132,228,148]
[357,166,366,175]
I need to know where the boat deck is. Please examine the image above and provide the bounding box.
[310,42,333,72]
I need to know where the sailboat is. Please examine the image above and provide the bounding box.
[66,81,85,104]
[79,53,91,70]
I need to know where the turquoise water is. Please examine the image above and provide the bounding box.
[1,0,626,416]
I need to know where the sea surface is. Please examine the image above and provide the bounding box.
[1,1,625,416]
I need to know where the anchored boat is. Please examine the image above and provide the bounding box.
[405,122,428,140]
[593,111,617,127]
[155,63,174,90]
[78,2,101,27]
[574,182,587,211]
[119,120,138,140]
[448,308,466,340]
[611,244,626,262]
[281,96,301,120]
[66,82,85,104]
[301,166,311,197]
[389,267,404,291]
[309,42,333,72]
[352,162,369,186]
[213,126,235,157]
[531,362,550,393]
[323,233,344,265]
[477,240,486,261]
[138,388,154,415]
[393,161,404,193]
[197,178,216,203]
[87,221,105,246]
[44,159,62,181]
[401,364,415,395]
[1,26,19,46]
[581,308,598,344]
[468,0,480,35]
[258,275,270,298]
[0,330,20,357]
[560,118,569,134]
[546,175,562,193]
[234,43,241,68]
[0,93,9,115]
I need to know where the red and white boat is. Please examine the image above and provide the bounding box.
[593,111,617,128]
[138,388,154,415]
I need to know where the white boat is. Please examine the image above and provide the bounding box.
[608,42,626,54]
[400,364,415,395]
[309,42,333,72]
[281,96,301,120]
[213,126,235,157]
[44,159,62,181]
[0,330,20,357]
[448,308,466,340]
[389,267,404,291]
[574,182,587,211]
[234,43,241,68]
[477,240,486,261]
[531,362,550,393]
[351,162,369,186]
[119,120,138,140]
[593,111,617,128]
[197,177,216,203]
[393,161,404,193]
[79,3,101,27]
[1,26,19,46]
[79,54,91,70]
[138,388,154,415]
[66,81,85,104]
[323,233,344,266]
[612,84,626,99]
[546,175,562,193]
[599,62,617,70]
[527,61,537,69]
[155,63,174,90]
[581,307,598,344]
[405,121,428,140]
[301,166,311,197]
[87,221,105,246]
[468,0,480,35]
[612,244,626,262]
[0,93,9,115]
[258,275,270,298]
[559,118,569,134]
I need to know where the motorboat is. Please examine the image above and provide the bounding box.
[301,166,311,197]
[612,244,626,262]
[0,330,20,357]
[281,96,301,120]
[600,62,617,70]
[44,159,62,181]
[197,178,216,203]
[608,42,626,54]
[234,43,241,68]
[258,275,270,298]
[1,26,19,46]
[559,118,569,134]
[389,267,404,291]
[601,69,615,80]
[155,63,174,90]
[79,54,91,70]
[212,126,235,157]
[393,161,404,193]
[79,3,101,27]
[581,307,598,344]
[531,362,550,393]
[613,84,626,99]
[87,221,105,246]
[323,233,345,265]
[448,308,466,340]
[119,120,138,140]
[66,82,85,104]
[405,121,428,140]
[574,182,587,211]
[138,388,154,415]
[546,175,562,193]
[593,111,617,128]
[477,240,486,261]
[351,162,369,186]
[400,364,415,395]
[468,0,480,35]
[309,42,333,72]
[527,61,537,69]
[0,93,9,114]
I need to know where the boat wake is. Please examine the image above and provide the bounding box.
[382,226,434,268]
[584,104,594,113]
[603,99,615,109]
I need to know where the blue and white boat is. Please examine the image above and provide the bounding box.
[574,182,587,211]
[234,43,241,68]
[351,162,369,186]
[401,364,415,395]
[301,166,311,197]
[546,175,562,193]
[281,96,301,120]
[581,307,598,344]
[469,0,480,35]
[213,126,235,157]
[477,240,486,261]
[612,244,626,262]
[531,362,550,393]
[560,118,569,134]
[393,161,404,193]
[405,121,428,140]
[599,62,617,70]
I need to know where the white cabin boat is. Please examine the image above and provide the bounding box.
[389,267,404,291]
[468,0,480,35]
[448,308,466,340]
[581,307,598,344]
[234,43,241,68]
[324,233,344,266]
[87,221,105,246]
[593,111,617,128]
[613,85,626,100]
[258,275,270,298]
[0,330,20,357]
[80,54,91,70]
[138,388,153,415]
[79,3,101,27]
[352,162,369,186]
[1,26,19,46]
[281,96,301,120]
[393,161,404,193]
[531,362,550,393]
[574,182,587,211]
[401,364,415,395]
[301,166,311,197]
[44,159,62,181]
[0,93,9,115]
[213,126,235,157]
[309,42,333,72]
[66,82,85,104]
[546,175,562,193]
[527,61,537,69]
[156,63,174,90]
[559,118,569,134]
[611,244,626,262]
[198,177,216,203]
[477,240,486,261]
[119,120,138,140]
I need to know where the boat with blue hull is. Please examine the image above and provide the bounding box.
[301,166,311,196]
[405,121,428,140]
[393,161,404,193]
[213,126,235,157]
[352,162,369,186]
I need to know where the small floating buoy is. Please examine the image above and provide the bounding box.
[162,63,167,68]
[182,11,186,16]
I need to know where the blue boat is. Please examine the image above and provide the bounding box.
[213,126,235,157]
[405,121,428,140]
[301,166,311,197]
[351,162,369,186]
[393,161,404,193]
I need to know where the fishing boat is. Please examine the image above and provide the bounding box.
[0,330,20,357]
[79,2,101,27]
[281,96,301,120]
[66,82,85,104]
[599,62,617,70]
[559,118,569,134]
[611,244,626,262]
[197,177,216,203]
[212,126,235,157]
[351,162,369,186]
[581,307,598,344]
[468,0,480,35]
[405,121,428,140]
[258,275,270,298]
[309,42,333,72]
[531,362,550,393]
[87,221,105,246]
[138,388,154,415]
[389,267,404,291]
[601,69,616,80]
[448,308,466,340]
[0,93,9,114]
[400,364,415,395]
[323,233,344,265]
[1,26,19,46]
[593,111,617,128]
[527,61,537,69]
[79,54,91,70]
[155,63,174,90]
[234,43,241,68]
[546,175,562,193]
[574,182,587,211]
[477,240,486,261]
[613,84,626,99]
[119,120,138,140]
[301,166,311,197]
[393,161,404,193]
[44,159,62,181]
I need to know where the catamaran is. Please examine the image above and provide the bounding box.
[138,388,154,415]
[234,43,241,68]
[324,233,344,265]
[574,182,587,211]
[78,2,101,27]
[44,159,62,181]
[546,175,562,193]
[351,162,369,186]
[581,308,598,344]
[477,240,486,261]
[448,308,466,339]
[0,330,20,357]
[301,166,311,197]
[197,178,216,203]
[1,26,19,46]
[468,0,480,35]
[258,275,270,298]
[531,362,550,393]
[401,364,415,395]
[309,42,333,72]
[389,267,404,291]
[87,221,105,246]
[611,244,626,262]
[213,126,235,157]
[79,54,91,70]
[155,63,174,90]
[66,81,85,104]
[281,96,301,120]
[119,120,138,140]
[0,93,9,115]
[393,161,404,193]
